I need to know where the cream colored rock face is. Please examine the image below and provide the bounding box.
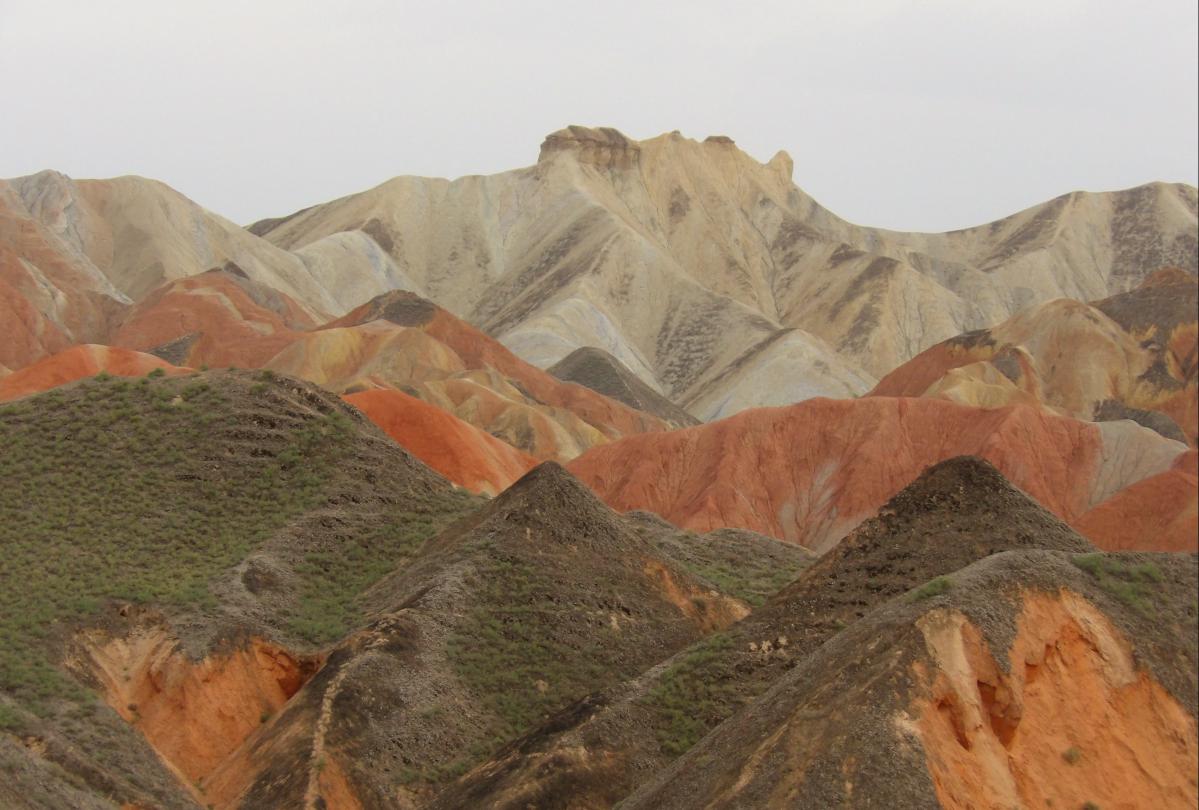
[252,127,1197,417]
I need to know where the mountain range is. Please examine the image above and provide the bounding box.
[0,126,1196,809]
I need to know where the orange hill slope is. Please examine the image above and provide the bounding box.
[110,266,315,369]
[1075,449,1198,552]
[0,344,189,402]
[344,388,536,495]
[567,397,1186,553]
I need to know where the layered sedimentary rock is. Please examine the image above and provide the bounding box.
[0,344,188,402]
[266,291,670,461]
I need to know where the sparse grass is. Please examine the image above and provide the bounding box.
[909,575,953,602]
[644,633,740,755]
[288,494,472,644]
[1063,746,1082,765]
[0,703,22,731]
[442,551,636,780]
[0,374,357,710]
[1082,802,1100,810]
[1072,554,1163,616]
[672,558,801,607]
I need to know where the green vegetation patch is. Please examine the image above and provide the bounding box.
[672,557,801,608]
[441,550,639,780]
[289,495,473,644]
[0,374,354,707]
[909,575,953,602]
[1072,553,1163,616]
[643,632,742,756]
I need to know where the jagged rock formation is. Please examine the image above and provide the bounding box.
[566,396,1188,552]
[549,346,699,428]
[873,268,1199,445]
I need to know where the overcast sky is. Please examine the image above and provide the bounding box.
[1,0,1196,231]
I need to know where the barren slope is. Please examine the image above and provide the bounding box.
[873,267,1199,445]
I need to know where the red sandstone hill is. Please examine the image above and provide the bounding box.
[343,388,536,495]
[0,344,189,402]
[566,397,1187,553]
[1075,449,1198,552]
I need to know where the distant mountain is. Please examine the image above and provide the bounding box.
[5,129,1195,420]
[251,126,1197,415]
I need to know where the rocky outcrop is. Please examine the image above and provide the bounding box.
[621,551,1198,809]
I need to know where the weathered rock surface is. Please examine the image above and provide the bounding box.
[251,127,1197,414]
[1075,449,1198,552]
[431,457,1098,809]
[549,346,699,428]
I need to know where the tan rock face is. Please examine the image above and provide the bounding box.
[912,592,1198,810]
[1074,449,1198,552]
[251,127,1196,415]
[269,291,670,461]
[567,397,1186,552]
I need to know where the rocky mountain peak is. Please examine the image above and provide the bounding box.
[538,125,642,169]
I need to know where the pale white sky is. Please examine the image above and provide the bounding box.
[1,0,1196,231]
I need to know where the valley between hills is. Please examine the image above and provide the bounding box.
[0,126,1196,809]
